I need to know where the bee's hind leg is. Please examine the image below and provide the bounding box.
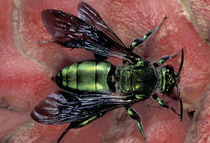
[57,112,105,143]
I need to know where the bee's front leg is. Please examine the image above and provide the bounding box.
[153,51,180,67]
[152,94,181,119]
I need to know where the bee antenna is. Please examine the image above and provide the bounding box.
[176,84,183,121]
[176,48,184,77]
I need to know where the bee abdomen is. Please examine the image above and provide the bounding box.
[56,61,112,91]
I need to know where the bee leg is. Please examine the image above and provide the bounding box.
[57,123,72,143]
[57,112,105,143]
[153,51,180,67]
[124,105,147,143]
[128,38,145,51]
[152,94,180,117]
[128,16,167,51]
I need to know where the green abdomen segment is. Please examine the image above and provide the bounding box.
[56,61,112,91]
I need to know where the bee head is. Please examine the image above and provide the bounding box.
[159,65,176,93]
[159,48,184,94]
[159,48,184,121]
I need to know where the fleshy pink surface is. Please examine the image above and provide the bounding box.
[0,0,209,143]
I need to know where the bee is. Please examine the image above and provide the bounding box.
[31,2,184,143]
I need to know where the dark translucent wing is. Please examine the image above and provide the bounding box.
[41,9,88,44]
[78,2,126,48]
[31,90,133,125]
[41,9,137,60]
[81,41,136,62]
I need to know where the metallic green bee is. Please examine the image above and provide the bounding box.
[31,2,184,143]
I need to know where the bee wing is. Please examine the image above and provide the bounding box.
[81,40,136,62]
[41,8,138,60]
[78,2,126,48]
[31,90,133,125]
